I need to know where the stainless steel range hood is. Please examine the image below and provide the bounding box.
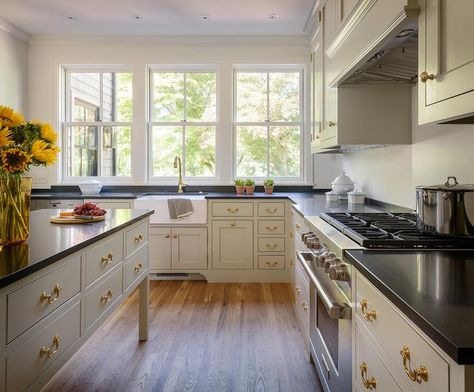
[343,29,418,85]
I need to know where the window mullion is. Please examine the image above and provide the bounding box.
[266,72,270,177]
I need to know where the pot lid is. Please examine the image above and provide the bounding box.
[417,176,474,191]
[331,171,355,185]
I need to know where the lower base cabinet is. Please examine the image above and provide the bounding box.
[149,227,207,271]
[212,220,254,269]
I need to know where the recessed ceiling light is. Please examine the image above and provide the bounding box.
[200,14,210,21]
[66,16,76,20]
[132,15,143,21]
[268,13,279,21]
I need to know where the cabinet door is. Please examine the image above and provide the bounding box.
[149,228,172,270]
[212,221,254,269]
[311,31,324,152]
[419,0,474,123]
[171,228,207,270]
[336,0,359,30]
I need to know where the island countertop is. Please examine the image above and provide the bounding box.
[0,209,153,289]
[345,249,474,365]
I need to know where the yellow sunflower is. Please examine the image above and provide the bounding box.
[0,106,24,128]
[0,127,12,147]
[31,139,59,165]
[31,120,58,143]
[0,148,32,174]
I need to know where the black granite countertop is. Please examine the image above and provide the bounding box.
[0,209,153,289]
[31,192,138,200]
[345,249,474,365]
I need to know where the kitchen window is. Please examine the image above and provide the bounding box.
[150,70,217,178]
[234,69,303,179]
[63,70,133,178]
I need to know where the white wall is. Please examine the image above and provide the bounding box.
[343,86,474,209]
[0,21,29,113]
[27,35,320,188]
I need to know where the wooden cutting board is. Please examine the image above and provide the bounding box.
[50,215,106,224]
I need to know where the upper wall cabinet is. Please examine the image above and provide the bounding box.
[418,0,474,124]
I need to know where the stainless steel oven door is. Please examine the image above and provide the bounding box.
[298,252,352,392]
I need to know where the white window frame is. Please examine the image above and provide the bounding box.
[60,65,134,184]
[148,65,219,184]
[233,65,304,182]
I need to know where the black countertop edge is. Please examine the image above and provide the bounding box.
[0,210,154,289]
[344,250,472,364]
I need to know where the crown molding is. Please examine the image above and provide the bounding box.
[303,0,320,36]
[0,16,30,43]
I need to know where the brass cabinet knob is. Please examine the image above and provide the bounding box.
[301,301,308,310]
[230,222,236,227]
[40,335,61,358]
[295,223,301,229]
[289,258,294,266]
[290,231,294,238]
[360,362,377,390]
[100,289,113,304]
[164,234,170,238]
[172,234,178,239]
[40,284,62,304]
[134,234,144,244]
[328,121,336,127]
[360,299,377,322]
[420,71,435,83]
[101,251,113,265]
[296,287,301,296]
[134,262,143,273]
[400,345,429,383]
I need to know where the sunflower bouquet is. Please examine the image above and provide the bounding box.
[0,105,60,246]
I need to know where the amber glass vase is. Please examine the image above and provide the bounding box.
[0,176,32,246]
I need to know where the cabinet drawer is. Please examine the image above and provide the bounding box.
[258,220,285,235]
[212,202,254,217]
[125,221,149,257]
[258,202,285,217]
[258,237,285,252]
[356,273,449,392]
[124,246,148,291]
[355,323,403,392]
[85,267,123,329]
[258,255,285,270]
[7,257,81,343]
[85,234,123,286]
[295,264,310,337]
[7,301,81,392]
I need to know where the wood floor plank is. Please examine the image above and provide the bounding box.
[44,281,322,392]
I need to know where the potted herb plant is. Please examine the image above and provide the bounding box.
[234,178,245,194]
[244,179,255,195]
[263,178,274,194]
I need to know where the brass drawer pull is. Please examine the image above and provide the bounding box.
[296,287,301,296]
[134,262,143,273]
[360,362,376,389]
[134,234,144,244]
[230,222,236,227]
[266,225,278,232]
[40,335,61,358]
[400,345,429,383]
[289,258,294,266]
[40,284,62,304]
[301,301,308,310]
[265,207,278,214]
[266,243,278,250]
[101,252,113,265]
[360,299,377,322]
[265,261,278,267]
[164,234,170,238]
[227,207,239,213]
[100,289,113,304]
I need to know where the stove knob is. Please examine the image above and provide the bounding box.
[328,264,351,281]
[301,232,314,242]
[308,239,321,250]
[324,257,341,272]
[320,252,336,262]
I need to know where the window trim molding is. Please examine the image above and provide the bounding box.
[232,66,305,181]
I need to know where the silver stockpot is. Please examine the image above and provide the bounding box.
[416,176,474,237]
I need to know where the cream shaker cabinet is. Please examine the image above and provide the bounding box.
[212,220,254,270]
[149,227,207,271]
[418,0,474,124]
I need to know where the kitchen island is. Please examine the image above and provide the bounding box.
[0,209,153,392]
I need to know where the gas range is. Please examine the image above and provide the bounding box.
[320,212,474,249]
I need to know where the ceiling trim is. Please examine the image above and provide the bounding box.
[303,0,320,35]
[0,16,30,42]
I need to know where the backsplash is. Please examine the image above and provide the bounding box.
[343,87,474,209]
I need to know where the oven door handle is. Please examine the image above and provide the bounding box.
[297,252,351,320]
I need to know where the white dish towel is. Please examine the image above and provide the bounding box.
[167,199,194,219]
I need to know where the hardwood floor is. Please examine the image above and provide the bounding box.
[44,281,322,392]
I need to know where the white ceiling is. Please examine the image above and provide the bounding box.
[1,0,316,36]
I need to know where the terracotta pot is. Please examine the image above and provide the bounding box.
[264,185,274,195]
[245,186,255,195]
[235,185,245,194]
